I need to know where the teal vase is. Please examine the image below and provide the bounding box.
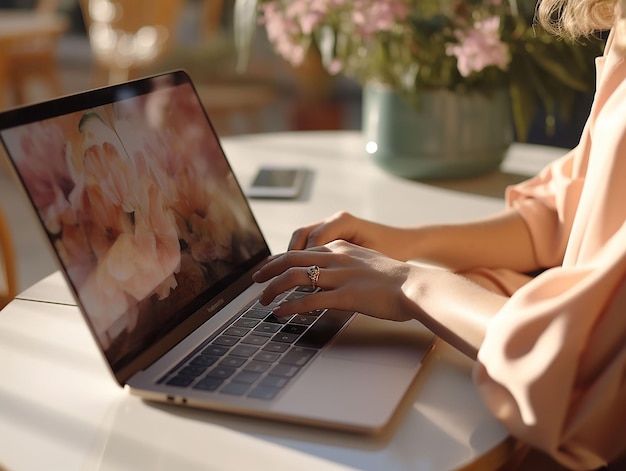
[362,85,513,180]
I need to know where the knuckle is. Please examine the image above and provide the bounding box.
[307,227,323,246]
[327,239,350,251]
[334,210,351,220]
[291,227,304,241]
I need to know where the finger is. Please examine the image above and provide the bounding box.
[271,288,345,317]
[304,212,358,248]
[289,212,353,250]
[257,266,310,305]
[259,265,335,306]
[288,223,321,250]
[253,248,330,282]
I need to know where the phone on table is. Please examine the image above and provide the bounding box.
[246,166,308,199]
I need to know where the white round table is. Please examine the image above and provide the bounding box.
[1,131,566,471]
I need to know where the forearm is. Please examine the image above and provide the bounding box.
[402,265,509,358]
[401,208,540,273]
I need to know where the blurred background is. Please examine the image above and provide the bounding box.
[0,0,367,297]
[0,0,365,136]
[0,0,594,298]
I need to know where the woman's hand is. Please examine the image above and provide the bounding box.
[252,240,419,322]
[252,239,510,358]
[288,211,418,261]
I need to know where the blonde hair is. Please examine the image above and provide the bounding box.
[536,0,617,38]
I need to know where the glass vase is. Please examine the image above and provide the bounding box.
[362,85,513,180]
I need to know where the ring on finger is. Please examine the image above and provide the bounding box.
[306,265,320,289]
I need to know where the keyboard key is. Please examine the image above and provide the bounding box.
[223,326,250,337]
[232,370,262,384]
[206,366,236,379]
[243,308,270,319]
[251,331,274,338]
[193,376,223,391]
[269,364,300,378]
[262,342,290,353]
[290,314,317,325]
[190,354,220,367]
[264,314,292,324]
[240,335,269,346]
[296,310,352,349]
[202,345,229,356]
[166,375,195,387]
[243,361,271,373]
[253,351,280,363]
[220,381,251,396]
[259,375,289,389]
[230,345,259,358]
[248,385,280,400]
[234,318,260,328]
[273,332,300,344]
[253,322,282,334]
[280,347,317,366]
[178,364,208,377]
[307,309,325,317]
[218,356,247,368]
[280,324,307,335]
[213,335,239,347]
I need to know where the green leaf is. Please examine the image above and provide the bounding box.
[509,79,536,142]
[526,42,596,91]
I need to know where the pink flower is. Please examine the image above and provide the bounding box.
[446,16,510,77]
[75,137,181,328]
[352,0,409,36]
[6,121,77,234]
[261,2,307,66]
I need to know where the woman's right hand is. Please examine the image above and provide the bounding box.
[288,211,417,261]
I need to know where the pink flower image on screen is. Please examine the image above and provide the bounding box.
[3,83,266,364]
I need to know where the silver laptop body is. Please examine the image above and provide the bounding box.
[0,70,435,433]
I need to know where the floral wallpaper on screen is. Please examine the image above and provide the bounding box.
[2,82,267,368]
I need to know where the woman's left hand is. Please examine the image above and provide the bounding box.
[252,240,419,322]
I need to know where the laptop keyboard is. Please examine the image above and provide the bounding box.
[159,286,353,400]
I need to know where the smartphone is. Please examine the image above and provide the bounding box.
[246,166,308,199]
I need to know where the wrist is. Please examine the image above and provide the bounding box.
[403,225,448,265]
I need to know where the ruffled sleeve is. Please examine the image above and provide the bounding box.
[504,147,585,269]
[474,30,626,469]
[474,256,626,469]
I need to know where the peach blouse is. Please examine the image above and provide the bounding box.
[473,29,626,469]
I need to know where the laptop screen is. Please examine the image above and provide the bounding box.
[0,72,269,372]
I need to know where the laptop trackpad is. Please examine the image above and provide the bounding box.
[322,314,434,368]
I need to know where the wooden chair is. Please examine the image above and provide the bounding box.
[0,204,17,310]
[1,0,69,108]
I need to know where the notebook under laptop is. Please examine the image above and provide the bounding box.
[0,70,435,433]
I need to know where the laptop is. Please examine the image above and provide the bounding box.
[0,70,435,433]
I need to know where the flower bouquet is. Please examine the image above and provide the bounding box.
[234,0,605,141]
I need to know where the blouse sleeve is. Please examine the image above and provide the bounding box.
[474,35,626,468]
[474,247,626,469]
[505,146,586,270]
